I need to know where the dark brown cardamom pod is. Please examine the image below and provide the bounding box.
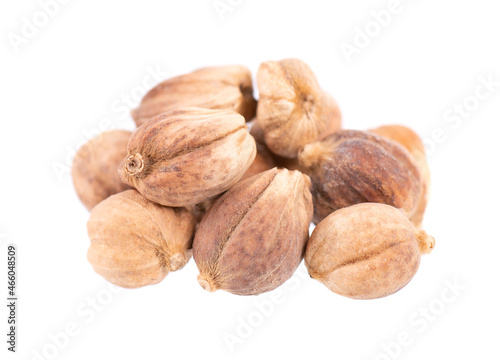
[298,130,422,224]
[370,125,431,228]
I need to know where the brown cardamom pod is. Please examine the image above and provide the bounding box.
[298,129,422,224]
[87,190,196,289]
[305,203,435,299]
[132,65,257,127]
[370,125,431,229]
[256,58,341,158]
[119,107,257,207]
[193,168,313,295]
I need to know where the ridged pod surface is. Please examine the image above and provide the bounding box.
[119,107,256,207]
[193,168,313,295]
[299,130,422,224]
[87,190,196,289]
[256,58,341,158]
[305,203,435,299]
[132,65,257,126]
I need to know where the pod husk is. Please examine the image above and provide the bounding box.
[193,168,313,295]
[87,190,196,288]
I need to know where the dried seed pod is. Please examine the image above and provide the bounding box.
[71,130,132,210]
[87,190,196,289]
[240,141,277,181]
[119,107,257,207]
[256,58,341,158]
[193,168,313,295]
[370,125,431,228]
[132,65,257,127]
[299,130,422,224]
[305,203,435,299]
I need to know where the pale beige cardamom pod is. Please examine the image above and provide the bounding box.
[132,65,257,127]
[120,107,256,207]
[87,190,196,289]
[71,130,132,210]
[256,58,341,158]
[305,203,435,299]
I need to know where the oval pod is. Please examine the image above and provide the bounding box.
[193,168,313,295]
[132,65,257,126]
[256,58,341,158]
[87,190,196,289]
[299,129,422,224]
[305,203,435,299]
[119,107,257,207]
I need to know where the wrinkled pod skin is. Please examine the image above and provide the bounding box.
[71,130,132,210]
[87,190,196,289]
[298,130,422,224]
[305,203,435,299]
[256,58,341,158]
[193,168,313,295]
[132,65,257,127]
[370,125,431,229]
[119,107,257,207]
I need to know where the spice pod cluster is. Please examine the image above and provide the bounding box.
[72,58,435,300]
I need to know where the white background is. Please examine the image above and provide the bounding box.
[1,0,499,359]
